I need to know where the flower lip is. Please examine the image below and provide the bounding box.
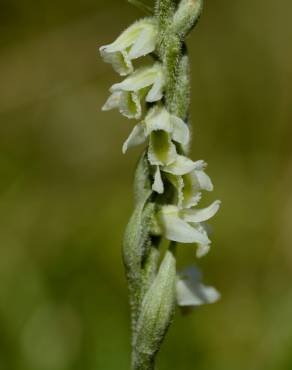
[102,90,142,120]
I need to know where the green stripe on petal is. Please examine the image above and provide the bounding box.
[119,91,142,119]
[181,173,202,208]
[102,90,142,119]
[100,49,133,76]
[148,130,177,166]
[165,174,185,208]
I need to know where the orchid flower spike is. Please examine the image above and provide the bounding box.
[100,18,158,76]
[176,267,220,307]
[100,2,221,368]
[102,64,165,119]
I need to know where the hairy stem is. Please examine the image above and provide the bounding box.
[126,1,203,369]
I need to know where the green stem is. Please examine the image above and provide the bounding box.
[127,1,204,369]
[132,351,155,370]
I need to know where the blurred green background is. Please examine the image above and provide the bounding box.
[0,0,292,369]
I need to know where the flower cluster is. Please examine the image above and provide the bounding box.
[100,17,220,307]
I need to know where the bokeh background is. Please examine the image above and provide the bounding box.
[1,0,292,369]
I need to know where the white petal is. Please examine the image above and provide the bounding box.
[171,115,190,145]
[100,19,157,75]
[152,166,164,194]
[177,280,220,306]
[111,64,162,93]
[145,69,165,102]
[144,106,172,135]
[163,155,196,176]
[119,91,142,119]
[148,131,177,166]
[196,244,210,258]
[128,25,158,59]
[176,267,220,306]
[102,91,141,119]
[188,160,213,191]
[181,200,221,223]
[159,206,210,244]
[195,169,213,191]
[122,123,146,153]
[102,91,121,111]
[102,18,156,54]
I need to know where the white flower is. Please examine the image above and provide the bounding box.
[103,64,165,119]
[99,18,158,76]
[167,160,213,209]
[122,105,189,153]
[121,106,193,193]
[145,107,190,166]
[102,90,143,120]
[176,267,220,307]
[143,106,190,145]
[158,200,220,252]
[151,155,199,194]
